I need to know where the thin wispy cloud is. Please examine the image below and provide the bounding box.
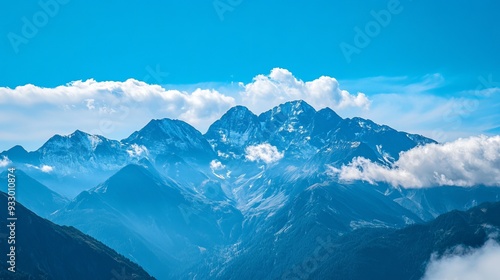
[340,73,500,142]
[339,73,446,95]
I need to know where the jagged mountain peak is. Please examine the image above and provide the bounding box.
[348,117,391,132]
[48,129,106,142]
[125,118,205,142]
[1,144,32,163]
[262,100,313,124]
[315,107,343,126]
[316,107,342,119]
[203,100,436,163]
[65,130,110,145]
[213,105,259,127]
[133,118,195,137]
[124,118,215,161]
[257,100,317,134]
[6,144,28,154]
[102,163,153,183]
[205,105,262,152]
[38,129,113,154]
[260,100,316,119]
[149,117,189,128]
[311,107,343,140]
[69,129,89,137]
[283,99,315,109]
[91,163,172,200]
[28,129,127,186]
[226,105,254,115]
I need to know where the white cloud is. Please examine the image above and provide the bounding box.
[240,68,370,113]
[40,165,54,173]
[0,156,11,168]
[127,144,148,158]
[177,88,237,128]
[0,79,236,150]
[330,135,500,188]
[422,239,500,280]
[245,143,284,164]
[210,159,225,171]
[0,79,236,127]
[84,98,95,110]
[25,164,54,173]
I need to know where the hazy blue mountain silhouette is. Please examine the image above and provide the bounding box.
[0,170,68,218]
[0,192,153,280]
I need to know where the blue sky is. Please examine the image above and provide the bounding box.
[0,0,499,150]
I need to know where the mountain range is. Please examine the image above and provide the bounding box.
[1,100,499,279]
[0,100,433,198]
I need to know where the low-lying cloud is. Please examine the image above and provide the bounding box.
[245,143,284,164]
[26,164,54,173]
[210,159,225,171]
[0,156,11,168]
[330,135,500,188]
[422,239,500,280]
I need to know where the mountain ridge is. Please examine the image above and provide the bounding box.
[0,100,436,198]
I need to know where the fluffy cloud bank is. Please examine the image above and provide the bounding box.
[422,239,500,280]
[245,143,284,164]
[0,68,369,151]
[0,79,236,130]
[331,135,500,188]
[241,68,370,113]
